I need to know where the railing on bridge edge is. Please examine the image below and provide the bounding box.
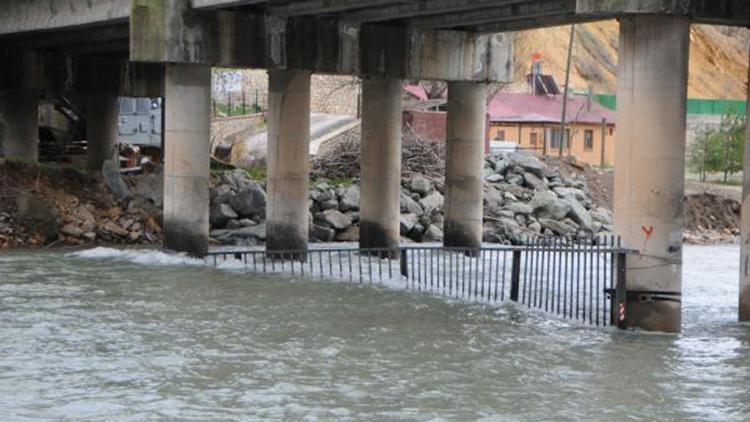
[206,236,633,328]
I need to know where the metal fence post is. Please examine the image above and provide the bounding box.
[400,248,409,279]
[615,252,628,329]
[510,250,521,301]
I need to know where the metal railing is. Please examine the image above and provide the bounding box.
[206,236,631,327]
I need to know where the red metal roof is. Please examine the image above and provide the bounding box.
[403,85,429,101]
[488,92,616,125]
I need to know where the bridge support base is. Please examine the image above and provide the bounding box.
[163,64,211,258]
[614,16,689,333]
[359,76,402,256]
[0,91,38,162]
[86,94,119,171]
[740,53,750,322]
[266,70,311,257]
[444,81,485,249]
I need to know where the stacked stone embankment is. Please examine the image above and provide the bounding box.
[208,153,613,246]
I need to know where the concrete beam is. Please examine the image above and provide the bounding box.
[577,0,750,26]
[0,50,163,97]
[269,0,401,17]
[0,0,129,36]
[130,3,512,82]
[362,26,513,82]
[409,0,574,30]
[344,0,533,23]
[192,0,267,9]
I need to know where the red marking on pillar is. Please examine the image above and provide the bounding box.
[619,302,626,322]
[641,225,654,240]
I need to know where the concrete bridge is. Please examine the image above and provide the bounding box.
[1,0,749,333]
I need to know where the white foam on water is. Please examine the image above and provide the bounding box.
[69,247,205,267]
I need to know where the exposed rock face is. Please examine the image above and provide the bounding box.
[209,153,612,246]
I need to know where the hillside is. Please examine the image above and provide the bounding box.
[513,20,750,99]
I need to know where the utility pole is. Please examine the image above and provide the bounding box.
[560,23,576,157]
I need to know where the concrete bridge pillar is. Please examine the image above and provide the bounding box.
[360,76,402,255]
[614,16,689,333]
[266,70,311,257]
[86,94,119,171]
[740,54,750,322]
[163,64,211,257]
[0,91,38,162]
[444,81,486,249]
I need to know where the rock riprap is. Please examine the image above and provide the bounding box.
[209,154,613,245]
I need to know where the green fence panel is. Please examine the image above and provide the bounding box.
[595,94,745,115]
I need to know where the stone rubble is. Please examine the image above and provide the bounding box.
[209,154,613,245]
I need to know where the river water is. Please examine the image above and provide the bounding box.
[0,245,748,420]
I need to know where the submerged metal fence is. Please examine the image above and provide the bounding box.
[206,236,631,327]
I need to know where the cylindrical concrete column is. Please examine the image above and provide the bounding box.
[614,16,689,333]
[163,64,211,257]
[739,51,750,322]
[266,70,311,257]
[86,94,119,171]
[0,91,39,162]
[444,81,486,249]
[360,77,402,255]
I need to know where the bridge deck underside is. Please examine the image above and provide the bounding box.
[1,0,748,56]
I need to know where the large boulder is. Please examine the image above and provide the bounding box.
[310,187,334,203]
[210,184,234,205]
[553,186,586,201]
[229,182,266,218]
[419,191,444,215]
[564,197,593,231]
[509,154,545,177]
[523,172,547,191]
[529,190,571,220]
[409,174,433,196]
[400,192,424,215]
[423,224,444,242]
[337,185,360,212]
[219,169,254,191]
[210,203,238,228]
[315,209,352,231]
[310,224,335,242]
[538,218,577,236]
[506,202,533,215]
[102,159,131,201]
[400,213,419,234]
[590,207,613,225]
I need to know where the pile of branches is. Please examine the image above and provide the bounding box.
[311,126,445,180]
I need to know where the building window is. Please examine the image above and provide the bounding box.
[584,130,594,150]
[549,129,570,150]
[495,130,506,141]
[530,133,538,147]
[609,127,614,136]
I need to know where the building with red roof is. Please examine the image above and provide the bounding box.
[487,92,616,167]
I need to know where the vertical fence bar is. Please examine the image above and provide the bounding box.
[400,248,408,279]
[615,250,628,329]
[510,250,521,302]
